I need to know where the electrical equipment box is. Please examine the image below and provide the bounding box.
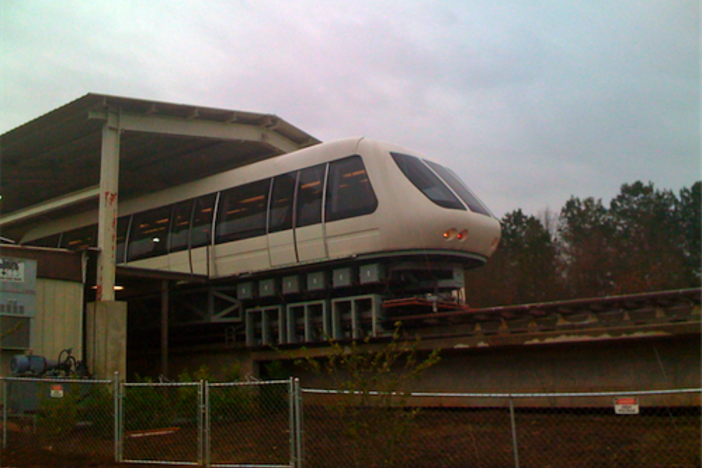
[282,275,301,295]
[307,272,327,291]
[259,278,277,297]
[333,267,354,288]
[360,263,385,284]
[237,282,254,300]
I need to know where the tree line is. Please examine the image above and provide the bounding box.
[464,181,701,307]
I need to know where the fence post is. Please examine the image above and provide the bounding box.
[201,380,209,467]
[509,396,520,468]
[2,378,7,450]
[288,378,295,468]
[114,372,123,463]
[296,378,303,468]
[288,377,304,468]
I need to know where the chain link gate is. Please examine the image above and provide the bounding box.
[118,378,302,467]
[206,379,302,467]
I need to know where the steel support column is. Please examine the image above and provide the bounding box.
[96,111,120,301]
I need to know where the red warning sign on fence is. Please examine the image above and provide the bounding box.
[50,384,64,398]
[614,397,639,415]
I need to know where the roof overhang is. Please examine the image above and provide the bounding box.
[0,93,321,241]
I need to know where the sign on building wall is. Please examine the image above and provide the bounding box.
[0,257,37,318]
[1,258,26,282]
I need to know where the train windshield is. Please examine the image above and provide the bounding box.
[392,152,493,216]
[390,152,465,210]
[424,161,493,217]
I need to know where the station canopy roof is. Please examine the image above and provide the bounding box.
[0,93,321,242]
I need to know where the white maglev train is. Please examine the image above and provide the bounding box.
[22,138,501,282]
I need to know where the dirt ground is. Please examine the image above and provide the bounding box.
[2,445,197,468]
[1,448,127,468]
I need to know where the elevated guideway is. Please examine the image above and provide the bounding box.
[384,288,701,347]
[144,288,701,403]
[155,287,699,350]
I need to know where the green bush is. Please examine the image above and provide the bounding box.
[211,384,254,421]
[34,381,114,439]
[176,362,254,422]
[295,323,440,468]
[37,390,79,437]
[259,361,289,414]
[80,384,114,438]
[124,376,175,431]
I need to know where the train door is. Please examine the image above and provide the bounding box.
[125,206,171,271]
[214,180,271,276]
[168,200,194,274]
[165,194,216,275]
[323,156,380,258]
[294,164,328,262]
[189,194,216,276]
[268,174,298,266]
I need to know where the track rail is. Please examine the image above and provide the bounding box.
[386,288,701,330]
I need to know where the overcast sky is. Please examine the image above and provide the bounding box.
[1,1,699,217]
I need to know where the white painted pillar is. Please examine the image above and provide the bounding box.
[96,111,120,302]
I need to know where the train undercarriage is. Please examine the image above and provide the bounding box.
[125,251,484,351]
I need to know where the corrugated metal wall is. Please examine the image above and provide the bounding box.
[0,246,85,378]
[31,278,84,362]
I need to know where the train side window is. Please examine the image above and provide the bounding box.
[127,206,171,261]
[60,225,98,250]
[268,173,296,233]
[391,152,465,210]
[296,164,325,227]
[325,156,378,222]
[216,179,270,243]
[169,200,194,253]
[115,216,130,263]
[190,194,216,248]
[424,161,493,217]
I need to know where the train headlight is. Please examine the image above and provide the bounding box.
[443,228,457,240]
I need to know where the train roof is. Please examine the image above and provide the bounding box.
[0,93,321,241]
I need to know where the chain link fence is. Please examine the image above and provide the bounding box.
[119,380,204,465]
[207,380,301,467]
[118,378,301,467]
[1,376,116,462]
[2,377,700,467]
[3,376,302,467]
[301,388,701,468]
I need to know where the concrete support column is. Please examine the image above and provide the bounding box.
[86,301,127,379]
[96,111,120,302]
